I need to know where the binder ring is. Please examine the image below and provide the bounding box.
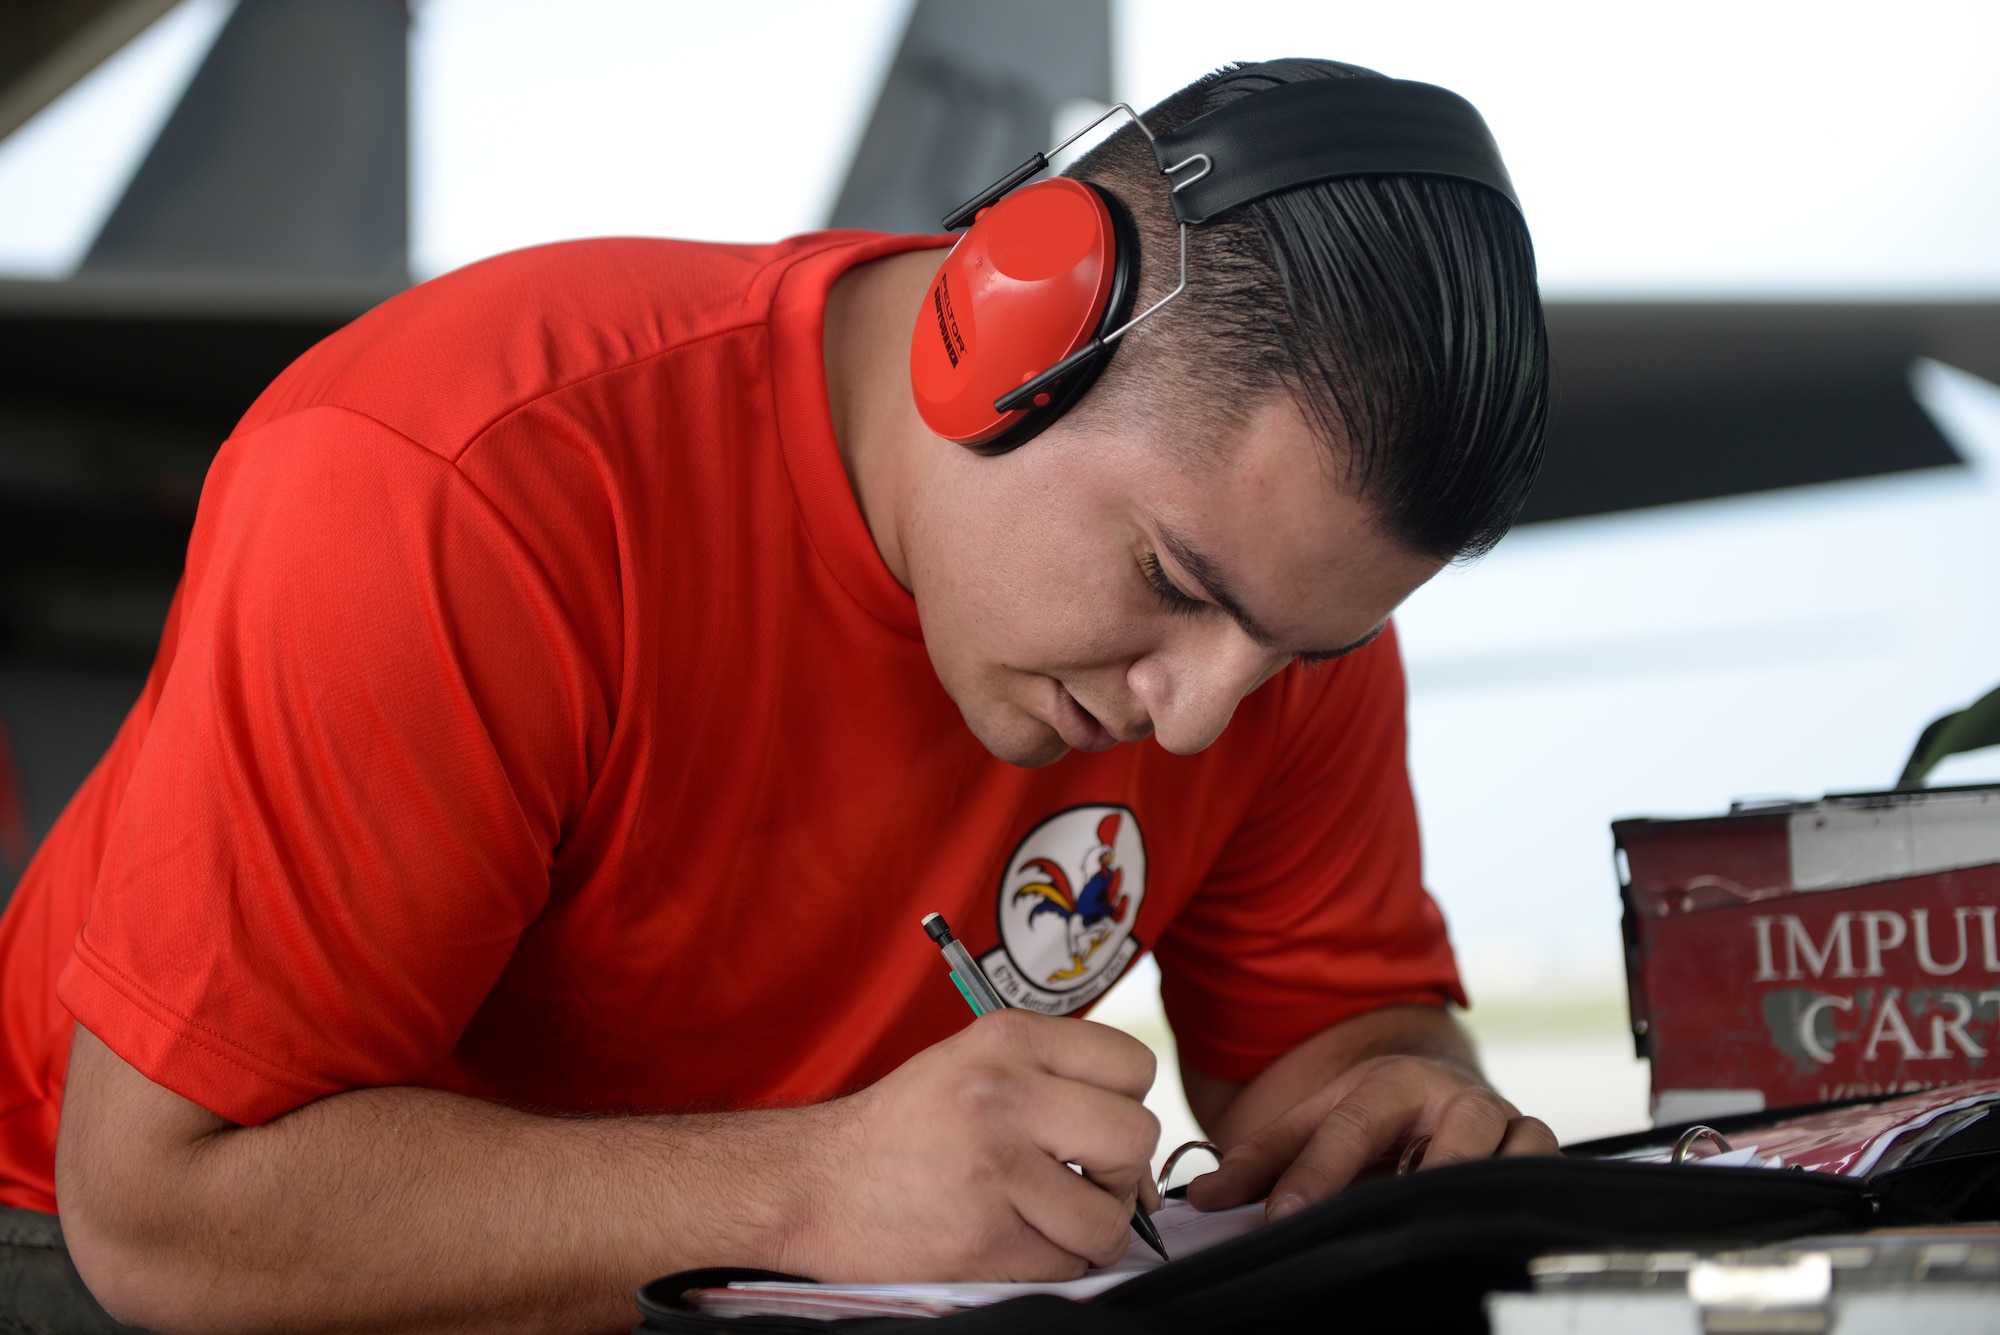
[1397,1134,1432,1175]
[1157,1140,1221,1199]
[1671,1125,1732,1165]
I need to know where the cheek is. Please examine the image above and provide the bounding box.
[908,476,1141,669]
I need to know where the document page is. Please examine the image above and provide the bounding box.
[686,1200,1268,1320]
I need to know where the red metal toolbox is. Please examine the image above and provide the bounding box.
[1616,784,2000,1124]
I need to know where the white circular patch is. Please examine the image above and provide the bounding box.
[978,805,1147,1014]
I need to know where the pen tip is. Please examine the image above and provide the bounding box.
[1133,1209,1169,1261]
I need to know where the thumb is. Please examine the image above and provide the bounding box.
[1183,1105,1320,1211]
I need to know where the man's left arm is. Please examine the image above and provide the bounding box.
[1179,1003,1557,1218]
[1161,627,1556,1215]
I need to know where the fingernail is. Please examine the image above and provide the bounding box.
[1267,1192,1304,1221]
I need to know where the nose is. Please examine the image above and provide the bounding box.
[1125,624,1287,755]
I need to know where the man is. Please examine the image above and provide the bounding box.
[0,59,1555,1333]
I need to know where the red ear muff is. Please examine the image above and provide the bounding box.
[909,178,1137,454]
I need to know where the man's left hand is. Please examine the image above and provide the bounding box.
[1181,1011,1559,1220]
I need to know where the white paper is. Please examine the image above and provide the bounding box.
[695,1200,1267,1319]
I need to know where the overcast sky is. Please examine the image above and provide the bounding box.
[1,0,1998,294]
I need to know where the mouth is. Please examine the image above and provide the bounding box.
[1050,684,1119,753]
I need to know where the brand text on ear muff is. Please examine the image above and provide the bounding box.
[932,275,965,368]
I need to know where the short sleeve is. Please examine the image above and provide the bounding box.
[1155,622,1464,1084]
[58,407,611,1125]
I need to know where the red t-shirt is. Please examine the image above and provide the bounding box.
[0,232,1462,1214]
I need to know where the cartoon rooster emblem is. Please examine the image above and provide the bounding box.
[1012,812,1131,982]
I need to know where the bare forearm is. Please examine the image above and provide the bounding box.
[1183,1004,1478,1147]
[59,1030,823,1335]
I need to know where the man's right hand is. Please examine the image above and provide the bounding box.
[788,1009,1161,1283]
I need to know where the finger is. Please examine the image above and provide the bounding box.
[979,1011,1156,1101]
[1182,1055,1424,1212]
[1413,1084,1519,1171]
[1010,1150,1137,1270]
[1016,1070,1159,1183]
[1138,1175,1163,1215]
[1264,1070,1428,1219]
[1183,1097,1329,1211]
[1497,1115,1561,1158]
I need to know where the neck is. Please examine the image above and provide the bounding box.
[823,248,947,591]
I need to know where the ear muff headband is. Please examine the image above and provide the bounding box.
[909,178,1138,452]
[1153,77,1519,224]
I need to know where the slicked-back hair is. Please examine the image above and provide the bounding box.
[1064,59,1549,561]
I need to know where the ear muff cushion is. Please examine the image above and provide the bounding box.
[910,178,1136,451]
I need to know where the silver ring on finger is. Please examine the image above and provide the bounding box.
[1396,1134,1432,1176]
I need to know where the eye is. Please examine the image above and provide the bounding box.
[1141,553,1205,618]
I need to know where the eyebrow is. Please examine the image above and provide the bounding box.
[1156,523,1387,662]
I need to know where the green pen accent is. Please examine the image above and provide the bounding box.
[922,911,1004,1013]
[949,970,986,1016]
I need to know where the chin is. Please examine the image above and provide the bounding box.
[960,704,1071,769]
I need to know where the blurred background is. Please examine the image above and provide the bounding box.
[2,0,1998,1152]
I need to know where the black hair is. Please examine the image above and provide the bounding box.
[1066,59,1549,561]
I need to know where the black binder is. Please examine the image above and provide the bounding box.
[634,1095,2000,1335]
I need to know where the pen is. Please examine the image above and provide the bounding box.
[920,911,1169,1263]
[922,911,1005,1015]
